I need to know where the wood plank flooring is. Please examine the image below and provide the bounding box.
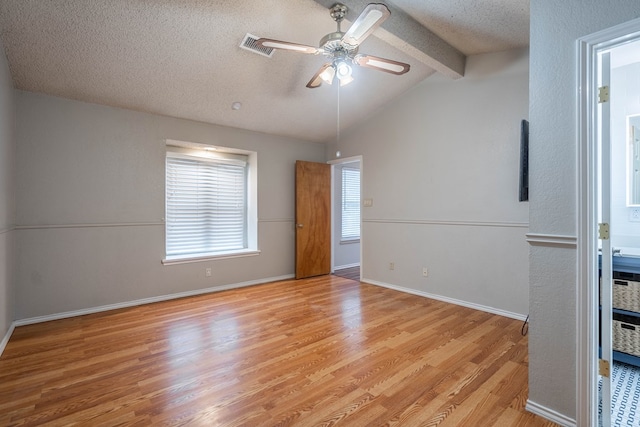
[0,275,557,426]
[333,266,360,281]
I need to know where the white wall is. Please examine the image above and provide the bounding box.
[327,48,530,318]
[529,0,640,421]
[0,43,14,343]
[612,61,640,247]
[333,162,361,269]
[14,91,325,320]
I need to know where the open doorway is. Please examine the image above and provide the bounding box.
[577,18,640,427]
[598,38,640,427]
[330,157,362,281]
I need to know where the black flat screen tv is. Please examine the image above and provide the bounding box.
[519,119,529,202]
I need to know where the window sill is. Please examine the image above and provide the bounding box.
[162,249,261,265]
[340,239,360,245]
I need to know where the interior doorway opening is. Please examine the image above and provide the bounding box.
[330,156,362,281]
[577,17,640,427]
[598,38,640,427]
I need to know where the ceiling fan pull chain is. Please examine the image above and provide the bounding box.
[337,84,341,146]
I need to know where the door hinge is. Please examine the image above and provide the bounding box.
[599,223,610,240]
[599,358,610,377]
[598,85,610,103]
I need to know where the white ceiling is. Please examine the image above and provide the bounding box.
[0,0,529,143]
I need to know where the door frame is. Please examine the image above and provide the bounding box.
[577,17,640,427]
[328,155,363,277]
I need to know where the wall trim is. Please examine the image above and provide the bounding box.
[363,278,527,322]
[525,400,576,427]
[0,322,16,358]
[0,226,15,235]
[14,219,294,230]
[14,274,295,327]
[328,155,361,165]
[364,218,529,229]
[525,233,578,247]
[15,222,164,230]
[334,262,360,271]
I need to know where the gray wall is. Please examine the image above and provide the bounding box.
[327,48,530,318]
[0,42,14,341]
[14,91,325,320]
[529,0,640,420]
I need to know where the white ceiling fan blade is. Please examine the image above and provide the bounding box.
[256,38,320,54]
[341,4,390,48]
[306,63,334,88]
[354,54,410,75]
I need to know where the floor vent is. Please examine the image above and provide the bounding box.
[240,33,274,58]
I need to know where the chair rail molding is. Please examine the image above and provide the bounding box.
[525,233,577,248]
[365,218,529,229]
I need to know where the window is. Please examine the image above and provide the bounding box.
[341,167,360,241]
[165,147,256,262]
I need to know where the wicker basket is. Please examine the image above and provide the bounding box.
[612,279,640,312]
[613,313,640,357]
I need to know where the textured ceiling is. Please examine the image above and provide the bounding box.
[0,0,529,143]
[393,0,530,55]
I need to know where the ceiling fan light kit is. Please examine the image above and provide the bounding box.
[255,2,410,89]
[319,65,336,84]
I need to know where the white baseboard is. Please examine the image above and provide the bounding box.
[526,400,576,427]
[0,322,16,357]
[14,274,295,327]
[362,278,528,322]
[333,263,360,271]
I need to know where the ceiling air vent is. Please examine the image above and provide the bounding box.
[240,33,274,58]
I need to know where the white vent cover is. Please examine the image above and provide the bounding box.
[240,33,275,58]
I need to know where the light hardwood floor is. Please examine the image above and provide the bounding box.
[0,275,557,426]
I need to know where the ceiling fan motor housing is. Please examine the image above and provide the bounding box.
[322,3,357,56]
[320,32,358,56]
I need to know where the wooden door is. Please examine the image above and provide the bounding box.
[295,160,331,279]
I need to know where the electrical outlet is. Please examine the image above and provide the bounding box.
[631,208,640,222]
[205,268,212,277]
[389,262,395,270]
[422,267,428,277]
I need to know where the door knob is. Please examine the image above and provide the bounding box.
[297,223,304,228]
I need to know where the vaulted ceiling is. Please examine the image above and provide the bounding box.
[0,0,529,143]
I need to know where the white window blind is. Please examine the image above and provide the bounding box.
[166,153,247,259]
[341,167,360,241]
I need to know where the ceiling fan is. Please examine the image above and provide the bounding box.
[256,2,410,88]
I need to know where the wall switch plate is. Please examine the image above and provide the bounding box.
[389,262,395,270]
[422,267,428,277]
[631,208,640,222]
[363,198,373,207]
[205,268,212,277]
